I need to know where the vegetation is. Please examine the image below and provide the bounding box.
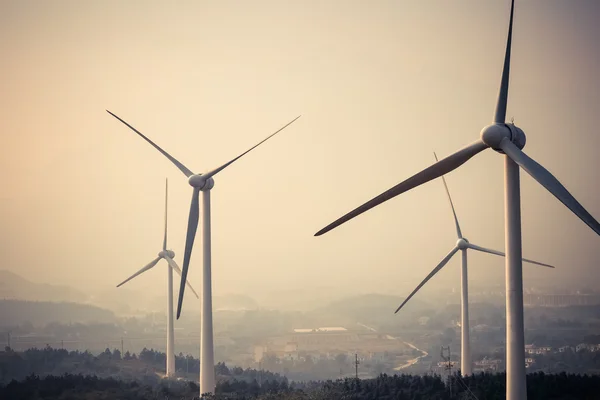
[2,371,600,399]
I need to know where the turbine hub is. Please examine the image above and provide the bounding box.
[188,174,215,191]
[159,249,175,259]
[480,123,526,152]
[456,238,469,250]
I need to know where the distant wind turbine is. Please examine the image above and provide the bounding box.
[116,178,198,377]
[107,110,300,395]
[315,1,599,398]
[394,152,554,376]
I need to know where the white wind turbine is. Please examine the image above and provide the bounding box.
[393,153,554,377]
[315,0,600,398]
[107,110,301,395]
[116,178,198,377]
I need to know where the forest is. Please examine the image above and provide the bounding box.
[2,371,600,399]
[2,347,600,399]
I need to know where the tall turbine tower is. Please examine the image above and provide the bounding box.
[116,179,198,377]
[107,111,301,395]
[393,153,554,376]
[315,1,599,398]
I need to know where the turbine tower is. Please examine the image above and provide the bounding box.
[107,111,300,395]
[394,153,554,376]
[315,1,599,398]
[116,178,198,377]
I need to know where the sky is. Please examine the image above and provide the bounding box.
[0,0,599,303]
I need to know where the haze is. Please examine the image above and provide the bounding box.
[1,0,599,304]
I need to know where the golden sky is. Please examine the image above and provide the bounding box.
[1,0,598,300]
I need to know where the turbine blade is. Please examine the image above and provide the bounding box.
[394,247,460,313]
[467,243,555,268]
[165,256,199,299]
[177,188,201,318]
[493,0,515,124]
[163,178,168,251]
[203,115,301,178]
[315,140,489,236]
[434,152,462,238]
[499,138,600,236]
[116,257,161,288]
[106,110,194,178]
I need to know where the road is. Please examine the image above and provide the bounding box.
[356,322,428,371]
[394,341,429,371]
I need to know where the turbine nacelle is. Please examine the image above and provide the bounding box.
[456,238,470,250]
[188,175,215,191]
[159,249,175,259]
[480,123,526,152]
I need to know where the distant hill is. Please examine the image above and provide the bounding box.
[0,270,88,303]
[254,288,350,312]
[307,293,432,330]
[0,270,198,317]
[214,293,259,311]
[0,299,116,327]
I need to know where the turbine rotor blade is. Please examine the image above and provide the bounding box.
[177,188,201,318]
[106,110,194,178]
[434,152,462,238]
[165,256,199,299]
[394,247,460,313]
[493,0,515,124]
[116,257,161,288]
[203,115,301,178]
[163,178,168,251]
[467,243,555,268]
[499,138,600,236]
[315,140,489,236]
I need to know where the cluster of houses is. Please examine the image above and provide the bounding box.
[432,342,600,374]
[525,343,600,355]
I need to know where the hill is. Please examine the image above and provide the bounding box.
[0,270,88,303]
[307,293,432,330]
[0,299,116,327]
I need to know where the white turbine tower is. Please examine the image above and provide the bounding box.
[315,0,600,398]
[107,111,301,395]
[116,178,198,377]
[394,153,554,376]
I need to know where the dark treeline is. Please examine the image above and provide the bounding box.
[0,299,116,326]
[0,346,285,385]
[2,371,600,399]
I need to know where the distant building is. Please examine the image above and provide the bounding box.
[473,324,491,333]
[524,294,600,307]
[473,357,501,373]
[576,343,600,352]
[525,344,552,355]
[369,351,386,362]
[293,327,348,333]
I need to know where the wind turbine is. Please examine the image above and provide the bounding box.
[315,0,600,398]
[107,110,300,395]
[394,153,554,376]
[116,178,198,377]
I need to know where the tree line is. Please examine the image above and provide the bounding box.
[2,371,600,399]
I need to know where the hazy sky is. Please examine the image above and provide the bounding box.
[1,0,599,301]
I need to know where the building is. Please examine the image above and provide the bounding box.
[525,344,552,355]
[473,357,501,373]
[524,294,600,307]
[525,358,535,368]
[576,343,600,352]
